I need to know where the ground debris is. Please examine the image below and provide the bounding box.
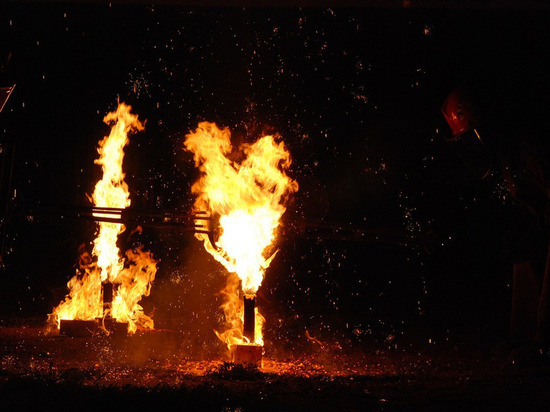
[1,324,550,410]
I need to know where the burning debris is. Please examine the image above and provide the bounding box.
[49,103,157,335]
[184,122,298,363]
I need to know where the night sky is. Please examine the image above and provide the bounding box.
[2,3,550,351]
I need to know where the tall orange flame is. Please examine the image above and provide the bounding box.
[184,122,298,348]
[49,103,157,334]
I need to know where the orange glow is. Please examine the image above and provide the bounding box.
[213,274,266,347]
[185,122,298,348]
[49,103,156,334]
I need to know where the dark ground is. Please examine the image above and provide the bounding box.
[1,320,550,411]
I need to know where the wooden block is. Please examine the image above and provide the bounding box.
[231,344,263,367]
[59,319,97,337]
[59,318,128,337]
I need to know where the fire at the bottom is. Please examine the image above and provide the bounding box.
[232,295,263,365]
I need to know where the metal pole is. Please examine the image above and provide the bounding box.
[102,281,113,318]
[243,295,255,343]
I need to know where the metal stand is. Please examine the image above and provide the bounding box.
[243,295,255,343]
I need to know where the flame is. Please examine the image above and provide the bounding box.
[91,103,138,282]
[49,103,157,334]
[184,122,298,348]
[213,274,266,347]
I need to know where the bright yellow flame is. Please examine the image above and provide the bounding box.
[214,274,265,347]
[92,103,141,282]
[185,122,298,347]
[49,103,156,334]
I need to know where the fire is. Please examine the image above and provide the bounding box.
[49,103,157,334]
[213,273,266,347]
[184,122,298,348]
[92,104,137,282]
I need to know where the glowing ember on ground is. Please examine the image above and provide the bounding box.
[184,122,298,349]
[49,103,157,334]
